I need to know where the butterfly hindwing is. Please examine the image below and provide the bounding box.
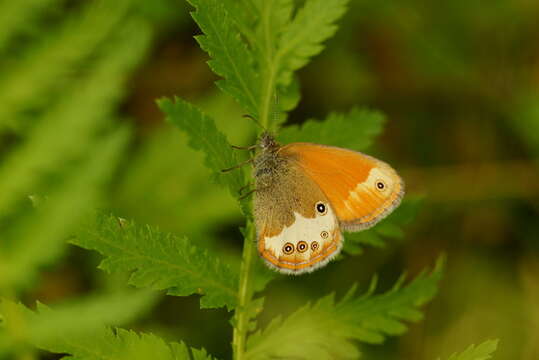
[253,155,343,274]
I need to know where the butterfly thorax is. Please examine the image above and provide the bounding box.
[253,149,288,188]
[253,132,287,187]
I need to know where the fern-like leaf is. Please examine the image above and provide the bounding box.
[0,0,135,131]
[72,213,239,310]
[276,0,349,87]
[278,107,385,151]
[0,290,156,347]
[0,300,215,360]
[158,97,246,203]
[0,18,150,217]
[442,339,499,360]
[187,0,260,117]
[245,257,444,360]
[0,129,130,291]
[256,0,349,129]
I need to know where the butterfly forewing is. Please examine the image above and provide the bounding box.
[280,143,404,231]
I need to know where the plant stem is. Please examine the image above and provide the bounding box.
[232,223,257,360]
[233,42,276,357]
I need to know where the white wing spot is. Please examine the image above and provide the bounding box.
[263,206,338,257]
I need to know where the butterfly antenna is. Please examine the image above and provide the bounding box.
[242,114,265,130]
[271,92,280,126]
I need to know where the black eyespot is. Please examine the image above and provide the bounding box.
[315,202,327,215]
[283,243,294,255]
[311,241,320,251]
[320,231,329,239]
[376,180,387,191]
[297,241,308,253]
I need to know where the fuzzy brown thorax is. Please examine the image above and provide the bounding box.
[253,132,286,188]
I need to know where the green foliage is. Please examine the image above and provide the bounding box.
[0,0,61,50]
[275,0,348,87]
[72,213,239,310]
[112,120,242,236]
[183,0,349,129]
[441,339,499,360]
[0,130,129,291]
[1,300,213,360]
[278,107,385,151]
[0,0,460,359]
[0,1,142,132]
[155,1,447,360]
[187,0,260,117]
[246,258,444,359]
[0,1,172,358]
[158,97,246,203]
[0,0,152,294]
[0,290,157,349]
[344,196,424,255]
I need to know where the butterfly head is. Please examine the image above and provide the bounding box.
[258,131,279,153]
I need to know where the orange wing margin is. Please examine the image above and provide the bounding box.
[280,143,404,231]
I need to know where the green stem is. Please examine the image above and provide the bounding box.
[259,69,276,131]
[232,223,257,360]
[233,21,278,355]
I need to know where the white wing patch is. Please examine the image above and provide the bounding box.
[340,165,404,231]
[344,167,396,205]
[259,204,343,274]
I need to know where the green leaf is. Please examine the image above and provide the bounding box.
[276,0,349,87]
[0,0,138,131]
[72,213,239,310]
[0,18,150,217]
[218,0,258,41]
[158,97,247,204]
[187,0,260,117]
[256,0,349,130]
[253,0,294,65]
[441,339,499,360]
[245,257,445,360]
[112,122,241,236]
[0,129,130,292]
[0,290,157,347]
[278,107,385,151]
[254,0,294,39]
[49,328,216,360]
[0,300,215,360]
[0,0,63,52]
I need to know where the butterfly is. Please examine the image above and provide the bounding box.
[228,132,404,275]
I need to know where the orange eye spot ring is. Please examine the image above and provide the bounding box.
[320,231,329,239]
[297,241,308,253]
[283,242,294,255]
[311,241,320,251]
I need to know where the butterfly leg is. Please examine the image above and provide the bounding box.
[230,144,257,150]
[221,158,254,172]
[238,185,270,200]
[238,188,257,200]
[238,182,253,195]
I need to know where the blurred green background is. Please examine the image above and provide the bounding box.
[1,0,539,359]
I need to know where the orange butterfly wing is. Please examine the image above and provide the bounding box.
[279,143,404,231]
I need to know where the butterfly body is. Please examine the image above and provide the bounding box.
[251,132,404,275]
